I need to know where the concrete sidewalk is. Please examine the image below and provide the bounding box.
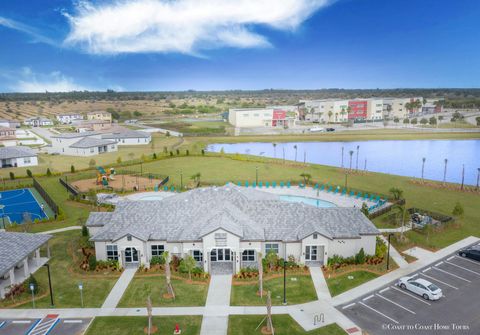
[332,235,480,306]
[39,226,82,234]
[200,274,232,335]
[309,267,332,301]
[379,235,409,268]
[101,268,136,309]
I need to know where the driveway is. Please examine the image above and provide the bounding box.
[338,242,480,334]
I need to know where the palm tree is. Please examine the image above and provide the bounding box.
[340,108,347,121]
[272,143,277,158]
[182,255,197,281]
[421,157,426,182]
[300,172,312,185]
[328,110,333,123]
[356,145,360,171]
[443,159,448,185]
[349,150,354,170]
[293,145,298,162]
[389,187,404,200]
[190,172,201,187]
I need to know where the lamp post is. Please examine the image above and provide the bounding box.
[30,283,36,309]
[79,282,84,308]
[476,168,480,191]
[179,170,183,190]
[255,166,259,185]
[386,233,393,271]
[341,146,344,168]
[283,259,287,305]
[43,263,54,307]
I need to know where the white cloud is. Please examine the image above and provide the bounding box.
[0,16,57,46]
[64,0,331,55]
[13,67,90,92]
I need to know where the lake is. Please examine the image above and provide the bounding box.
[207,140,480,185]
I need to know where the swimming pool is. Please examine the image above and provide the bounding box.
[279,195,337,208]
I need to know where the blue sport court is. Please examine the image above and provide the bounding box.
[0,188,50,224]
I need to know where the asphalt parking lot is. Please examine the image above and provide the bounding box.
[0,317,91,335]
[338,242,480,335]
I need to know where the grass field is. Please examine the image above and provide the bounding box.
[118,275,209,307]
[325,271,380,297]
[230,274,317,306]
[228,315,346,335]
[85,316,203,335]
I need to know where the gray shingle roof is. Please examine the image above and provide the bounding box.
[90,186,379,243]
[0,232,51,277]
[51,131,100,139]
[102,130,151,139]
[0,146,37,159]
[70,137,116,148]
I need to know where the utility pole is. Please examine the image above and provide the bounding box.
[341,146,344,168]
[255,166,259,185]
[356,145,360,171]
[461,164,465,190]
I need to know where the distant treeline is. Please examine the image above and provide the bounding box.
[2,89,480,107]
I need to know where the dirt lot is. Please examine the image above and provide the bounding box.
[71,175,163,192]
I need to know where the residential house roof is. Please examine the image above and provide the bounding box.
[89,185,379,243]
[0,146,37,159]
[101,130,151,139]
[51,131,100,139]
[70,137,116,148]
[0,232,51,277]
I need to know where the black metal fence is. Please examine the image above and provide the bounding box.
[32,178,59,215]
[407,207,454,224]
[59,177,79,196]
[369,198,405,219]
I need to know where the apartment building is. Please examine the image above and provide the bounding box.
[56,113,83,124]
[87,111,112,123]
[228,108,296,128]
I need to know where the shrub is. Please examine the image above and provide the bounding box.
[9,172,14,180]
[361,202,369,216]
[186,150,189,156]
[166,131,170,137]
[170,151,173,156]
[201,149,205,155]
[152,153,157,159]
[452,202,464,217]
[355,248,366,264]
[71,165,75,173]
[26,169,33,178]
[88,255,97,271]
[46,168,52,177]
[89,159,96,168]
[81,225,89,237]
[25,274,39,294]
[176,149,180,155]
[150,255,165,265]
[116,156,122,164]
[375,237,387,259]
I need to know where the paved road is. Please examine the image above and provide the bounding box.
[338,241,480,335]
[0,318,91,335]
[28,127,57,144]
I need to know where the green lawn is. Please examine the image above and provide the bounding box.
[325,271,379,297]
[230,275,317,306]
[85,316,202,335]
[228,315,346,335]
[118,275,209,307]
[0,230,119,308]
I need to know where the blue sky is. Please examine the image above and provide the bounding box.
[0,0,479,92]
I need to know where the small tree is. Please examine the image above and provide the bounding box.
[452,202,464,217]
[265,251,277,271]
[393,117,399,124]
[429,117,437,125]
[163,252,175,299]
[70,165,75,173]
[476,116,480,126]
[201,149,205,155]
[411,118,418,125]
[82,224,89,237]
[182,255,197,281]
[117,156,122,164]
[9,172,15,180]
[439,115,444,121]
[403,118,410,124]
[88,159,96,168]
[46,168,52,176]
[186,149,189,156]
[389,187,404,200]
[26,169,33,178]
[355,248,366,264]
[176,149,180,155]
[88,255,97,271]
[361,202,369,216]
[420,118,428,125]
[299,172,311,186]
[152,153,157,159]
[190,173,201,187]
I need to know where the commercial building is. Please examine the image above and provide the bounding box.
[0,232,52,298]
[87,111,112,123]
[228,107,296,128]
[56,113,83,124]
[101,130,152,145]
[87,186,379,274]
[50,132,118,156]
[0,146,38,168]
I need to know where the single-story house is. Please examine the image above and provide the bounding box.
[0,146,38,168]
[56,113,83,124]
[87,111,112,123]
[50,131,118,156]
[24,117,53,127]
[0,119,21,128]
[101,130,151,145]
[0,126,16,140]
[87,186,380,274]
[0,232,52,299]
[76,120,113,132]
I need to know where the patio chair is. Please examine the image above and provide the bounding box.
[327,186,333,193]
[356,192,362,199]
[280,181,284,188]
[245,181,249,187]
[370,194,375,201]
[363,193,369,200]
[349,190,355,197]
[320,184,325,191]
[266,182,270,188]
[287,182,291,188]
[314,183,319,189]
[333,188,339,194]
[341,188,347,196]
[259,181,263,188]
[252,182,256,188]
[272,181,277,188]
[238,182,242,187]
[375,195,380,202]
[170,186,175,192]
[164,186,168,191]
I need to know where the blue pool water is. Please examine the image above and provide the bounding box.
[0,188,48,224]
[207,140,480,185]
[279,195,337,208]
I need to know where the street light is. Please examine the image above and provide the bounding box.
[255,166,259,185]
[78,282,84,308]
[30,283,36,309]
[43,263,54,307]
[386,233,393,271]
[283,259,287,305]
[179,170,183,190]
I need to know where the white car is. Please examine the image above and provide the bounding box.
[397,276,442,300]
[309,126,325,133]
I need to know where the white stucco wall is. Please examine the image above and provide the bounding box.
[14,156,38,167]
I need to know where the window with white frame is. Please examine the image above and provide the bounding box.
[151,245,165,257]
[106,245,118,260]
[242,249,256,262]
[192,250,203,262]
[24,157,31,164]
[265,243,279,255]
[90,148,94,153]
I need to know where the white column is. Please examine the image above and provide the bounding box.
[47,243,51,258]
[35,249,41,266]
[23,258,30,277]
[9,268,15,286]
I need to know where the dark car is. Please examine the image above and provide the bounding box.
[326,128,335,132]
[458,248,480,262]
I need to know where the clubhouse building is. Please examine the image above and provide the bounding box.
[87,186,379,274]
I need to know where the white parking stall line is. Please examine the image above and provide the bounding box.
[455,255,480,266]
[376,294,416,314]
[447,256,455,261]
[433,267,471,282]
[390,286,431,305]
[363,294,375,301]
[422,267,431,273]
[63,320,84,323]
[435,261,444,266]
[342,303,356,309]
[0,321,5,328]
[12,320,32,324]
[445,260,480,276]
[379,287,390,294]
[358,302,399,324]
[421,273,459,290]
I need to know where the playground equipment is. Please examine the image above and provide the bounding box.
[96,166,116,186]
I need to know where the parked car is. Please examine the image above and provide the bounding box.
[458,247,480,262]
[326,127,335,132]
[397,277,442,300]
[309,126,324,133]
